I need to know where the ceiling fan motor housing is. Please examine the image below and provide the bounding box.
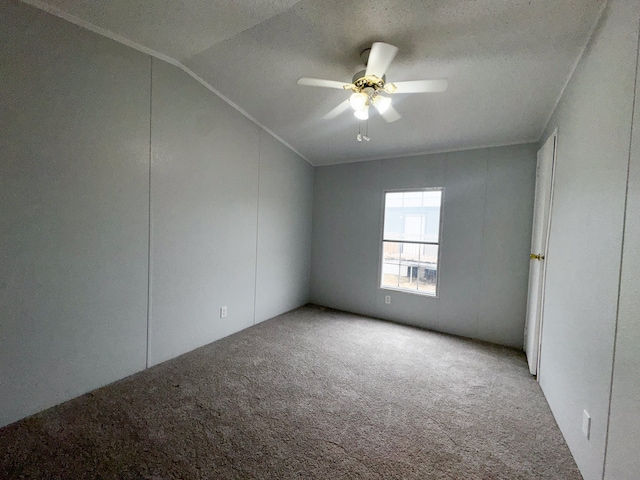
[351,70,386,93]
[298,41,446,124]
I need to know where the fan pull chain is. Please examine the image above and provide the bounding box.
[356,120,371,142]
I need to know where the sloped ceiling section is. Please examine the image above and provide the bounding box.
[35,0,304,61]
[26,0,603,165]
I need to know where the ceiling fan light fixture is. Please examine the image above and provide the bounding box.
[372,95,392,114]
[349,92,368,111]
[354,106,369,120]
[298,42,444,126]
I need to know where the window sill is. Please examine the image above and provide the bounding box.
[380,286,438,298]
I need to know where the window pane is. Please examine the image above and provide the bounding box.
[418,246,439,295]
[382,241,401,263]
[381,190,441,296]
[381,242,438,295]
[385,192,403,208]
[381,263,401,288]
[422,190,441,207]
[381,242,401,288]
[420,243,439,264]
[401,262,419,290]
[383,190,442,242]
[401,242,420,262]
[403,191,422,207]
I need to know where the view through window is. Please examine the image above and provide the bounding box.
[380,189,443,296]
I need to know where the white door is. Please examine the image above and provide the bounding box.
[524,131,557,375]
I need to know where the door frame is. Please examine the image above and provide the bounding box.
[525,129,558,377]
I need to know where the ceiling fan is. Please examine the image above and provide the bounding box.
[297,42,447,123]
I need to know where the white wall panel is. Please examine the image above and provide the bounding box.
[374,155,446,329]
[437,149,488,339]
[478,144,537,346]
[604,13,640,476]
[0,2,150,427]
[310,161,382,318]
[255,131,313,323]
[1,1,313,426]
[310,144,536,347]
[148,59,261,366]
[538,1,640,477]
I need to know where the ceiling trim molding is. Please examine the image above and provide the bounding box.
[174,63,313,165]
[316,139,539,167]
[20,0,313,166]
[20,1,181,66]
[537,0,608,143]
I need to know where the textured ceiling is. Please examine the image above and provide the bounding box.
[27,0,604,165]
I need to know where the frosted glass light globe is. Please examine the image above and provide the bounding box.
[354,106,369,120]
[373,95,392,114]
[349,92,368,111]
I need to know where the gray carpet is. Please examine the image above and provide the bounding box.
[0,305,581,479]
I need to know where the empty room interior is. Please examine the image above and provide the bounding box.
[1,0,639,479]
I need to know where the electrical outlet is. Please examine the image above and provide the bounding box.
[385,295,391,305]
[220,306,227,318]
[582,410,591,440]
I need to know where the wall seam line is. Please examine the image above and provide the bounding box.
[601,10,640,479]
[374,159,383,318]
[476,150,490,338]
[253,130,261,325]
[438,154,447,330]
[307,164,316,304]
[19,0,313,166]
[145,56,153,369]
[537,0,609,142]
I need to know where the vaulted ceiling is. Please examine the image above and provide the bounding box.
[26,0,604,165]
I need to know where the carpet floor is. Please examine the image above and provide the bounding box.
[0,305,581,479]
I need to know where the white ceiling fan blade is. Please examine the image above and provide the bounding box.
[391,79,448,93]
[323,99,351,119]
[365,42,399,78]
[297,77,350,89]
[380,105,402,123]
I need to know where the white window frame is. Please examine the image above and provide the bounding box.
[379,188,444,298]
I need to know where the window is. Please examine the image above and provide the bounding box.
[380,189,443,296]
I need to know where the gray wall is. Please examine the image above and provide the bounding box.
[0,2,150,428]
[0,2,313,427]
[255,131,314,324]
[538,0,640,479]
[148,60,261,366]
[149,66,314,365]
[603,11,640,479]
[310,144,537,348]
